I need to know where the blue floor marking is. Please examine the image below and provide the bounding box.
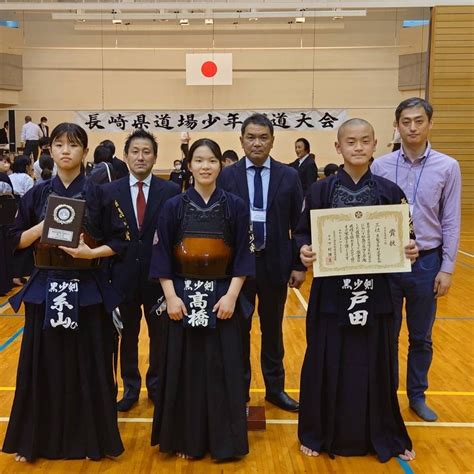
[397,457,415,474]
[0,327,24,352]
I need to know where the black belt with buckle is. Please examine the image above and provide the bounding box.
[419,246,441,257]
[254,249,266,257]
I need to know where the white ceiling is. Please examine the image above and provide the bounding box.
[0,0,448,29]
[0,0,470,12]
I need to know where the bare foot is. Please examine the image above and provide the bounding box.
[14,454,27,462]
[399,449,416,461]
[300,445,319,457]
[177,452,195,460]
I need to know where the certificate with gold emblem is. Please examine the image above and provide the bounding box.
[40,195,86,248]
[310,203,411,277]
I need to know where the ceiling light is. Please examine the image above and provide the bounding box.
[52,9,366,22]
[112,19,122,24]
[315,10,366,18]
[295,17,305,23]
[205,18,213,25]
[249,8,258,21]
[179,18,189,25]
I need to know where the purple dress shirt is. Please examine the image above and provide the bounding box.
[371,142,461,274]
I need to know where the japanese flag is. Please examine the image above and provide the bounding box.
[186,53,232,86]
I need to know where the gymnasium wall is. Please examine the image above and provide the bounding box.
[428,6,474,210]
[0,25,22,106]
[0,9,429,167]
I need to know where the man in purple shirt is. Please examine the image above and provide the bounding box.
[371,97,461,422]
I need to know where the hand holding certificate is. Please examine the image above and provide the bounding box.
[310,203,411,277]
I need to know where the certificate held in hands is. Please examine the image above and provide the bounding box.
[310,203,411,277]
[40,195,86,248]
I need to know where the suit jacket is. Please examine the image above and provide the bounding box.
[38,123,49,138]
[112,156,129,180]
[0,128,8,145]
[288,155,318,194]
[101,175,180,304]
[218,157,305,286]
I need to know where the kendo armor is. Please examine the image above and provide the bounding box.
[173,194,233,279]
[330,179,379,208]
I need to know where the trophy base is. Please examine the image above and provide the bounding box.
[247,406,266,431]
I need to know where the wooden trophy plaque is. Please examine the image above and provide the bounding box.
[40,195,86,248]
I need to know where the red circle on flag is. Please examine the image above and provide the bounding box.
[201,61,218,78]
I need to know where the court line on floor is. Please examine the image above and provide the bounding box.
[0,301,11,312]
[125,420,474,428]
[0,387,472,396]
[0,327,24,352]
[244,389,474,396]
[459,249,474,258]
[291,288,308,311]
[435,317,474,320]
[0,417,470,428]
[397,458,415,474]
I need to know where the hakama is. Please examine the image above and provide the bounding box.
[150,187,254,459]
[295,168,413,462]
[2,175,127,461]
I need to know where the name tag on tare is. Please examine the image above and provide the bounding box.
[251,209,266,223]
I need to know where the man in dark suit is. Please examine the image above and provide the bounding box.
[100,139,129,180]
[218,113,305,412]
[102,129,180,411]
[0,121,8,151]
[288,138,318,194]
[38,116,49,138]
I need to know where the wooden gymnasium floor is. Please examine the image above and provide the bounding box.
[0,213,473,474]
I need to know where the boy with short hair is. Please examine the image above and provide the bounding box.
[296,118,417,463]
